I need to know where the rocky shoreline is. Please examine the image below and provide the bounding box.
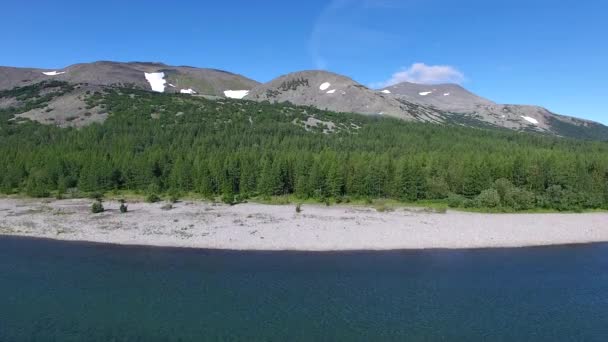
[1,198,607,250]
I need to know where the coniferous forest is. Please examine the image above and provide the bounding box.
[1,83,608,211]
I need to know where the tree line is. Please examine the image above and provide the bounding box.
[1,86,608,211]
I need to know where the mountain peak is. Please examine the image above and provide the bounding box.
[1,61,607,140]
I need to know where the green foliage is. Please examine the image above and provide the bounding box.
[476,189,501,208]
[168,188,181,203]
[503,187,535,211]
[374,200,393,212]
[1,86,608,212]
[24,171,51,198]
[222,193,236,205]
[278,77,309,91]
[547,116,608,141]
[119,199,128,213]
[91,201,104,214]
[0,81,75,120]
[89,192,104,201]
[447,193,466,208]
[146,194,161,203]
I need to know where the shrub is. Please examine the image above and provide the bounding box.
[504,188,535,210]
[24,173,50,198]
[447,193,465,208]
[119,199,128,213]
[427,177,450,199]
[583,193,604,209]
[544,185,584,211]
[374,200,393,213]
[91,201,104,213]
[493,178,513,203]
[169,193,180,203]
[89,192,104,201]
[161,203,173,211]
[66,188,82,199]
[146,193,161,203]
[463,198,476,208]
[235,193,248,204]
[476,189,501,208]
[433,206,448,214]
[535,194,550,209]
[295,203,302,213]
[221,193,235,205]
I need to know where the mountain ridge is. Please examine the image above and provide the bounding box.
[381,80,607,138]
[1,61,606,140]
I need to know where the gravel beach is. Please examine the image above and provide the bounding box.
[1,198,607,250]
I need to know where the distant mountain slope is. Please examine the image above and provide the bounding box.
[1,61,606,140]
[381,82,495,112]
[245,70,445,122]
[382,82,608,140]
[0,61,258,96]
[0,61,259,127]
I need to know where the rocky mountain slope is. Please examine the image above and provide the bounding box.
[245,70,445,122]
[382,82,608,139]
[1,61,606,140]
[0,61,258,96]
[244,71,607,139]
[0,61,259,127]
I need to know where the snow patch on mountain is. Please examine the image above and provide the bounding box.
[326,89,336,94]
[381,90,391,94]
[168,83,176,88]
[144,72,166,93]
[419,91,433,96]
[443,93,450,96]
[319,82,331,91]
[224,90,249,99]
[42,71,66,76]
[521,116,539,125]
[180,88,197,94]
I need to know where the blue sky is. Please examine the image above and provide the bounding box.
[2,0,607,123]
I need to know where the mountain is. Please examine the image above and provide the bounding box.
[245,70,445,122]
[382,82,608,139]
[0,61,258,95]
[381,82,494,113]
[1,61,606,140]
[0,61,258,127]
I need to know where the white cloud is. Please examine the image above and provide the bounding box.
[373,63,465,88]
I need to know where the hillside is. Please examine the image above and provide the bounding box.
[1,84,608,211]
[1,62,607,140]
[383,82,608,140]
[0,61,258,126]
[245,70,445,122]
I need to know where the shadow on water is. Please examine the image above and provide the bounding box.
[1,236,608,341]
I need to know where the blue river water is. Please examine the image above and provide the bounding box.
[1,236,608,341]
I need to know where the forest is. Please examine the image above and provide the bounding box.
[1,82,608,211]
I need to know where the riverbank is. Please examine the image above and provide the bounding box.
[1,198,607,250]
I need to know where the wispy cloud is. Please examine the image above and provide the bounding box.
[371,63,466,88]
[309,0,402,70]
